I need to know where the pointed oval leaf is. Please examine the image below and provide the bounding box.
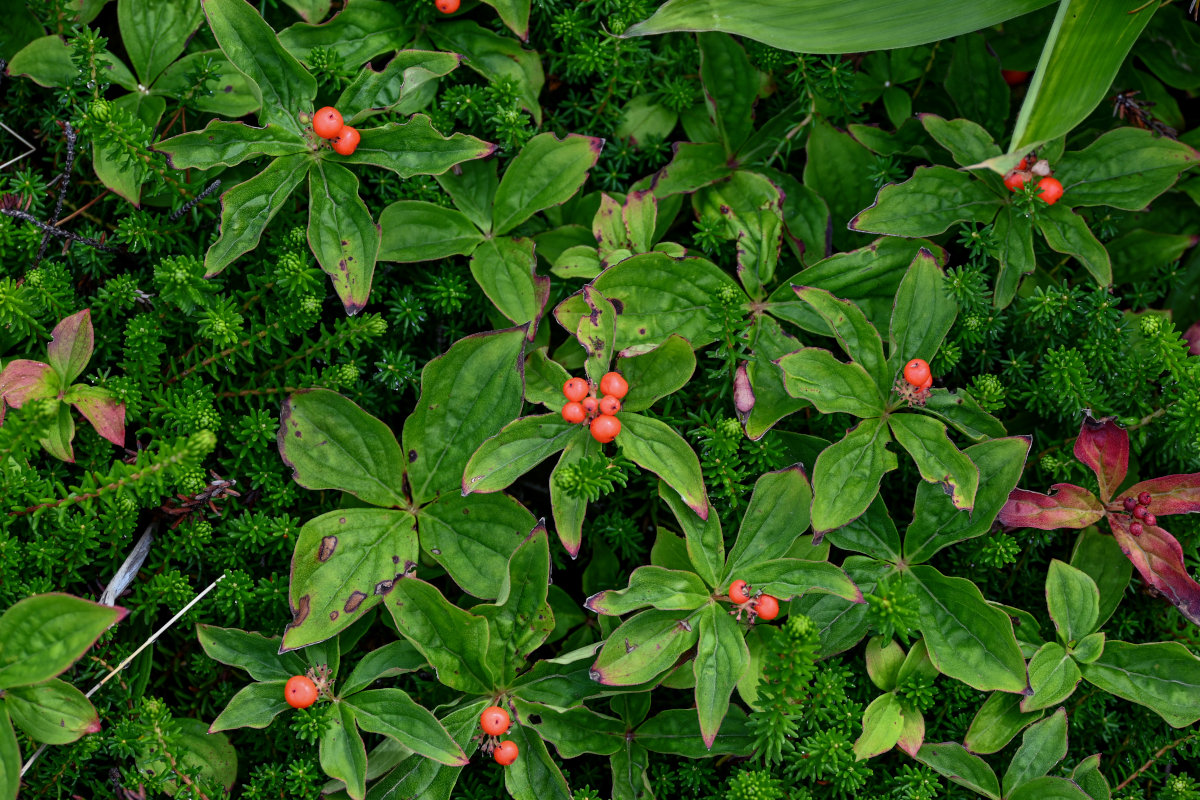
[617,412,708,520]
[0,594,125,689]
[1003,708,1069,796]
[64,384,125,447]
[811,417,895,535]
[1119,472,1200,516]
[209,681,291,732]
[1080,640,1200,727]
[849,166,1001,238]
[503,723,572,800]
[722,465,813,582]
[920,389,1007,443]
[470,236,550,332]
[889,248,959,372]
[577,286,617,384]
[419,491,536,600]
[550,435,599,558]
[914,741,1001,800]
[824,495,902,563]
[1035,203,1111,287]
[1008,776,1093,800]
[793,286,888,391]
[1022,643,1081,713]
[693,604,749,748]
[585,567,711,616]
[378,200,484,263]
[853,692,904,760]
[46,309,93,384]
[0,708,19,800]
[493,133,603,235]
[964,691,1044,754]
[205,154,309,276]
[309,160,381,314]
[1109,515,1200,627]
[998,484,1104,530]
[5,678,99,744]
[463,414,578,495]
[635,706,753,757]
[741,558,863,603]
[659,481,723,588]
[591,609,701,686]
[889,413,979,512]
[1053,128,1200,210]
[336,50,462,122]
[335,116,495,178]
[775,348,885,417]
[321,702,367,800]
[1046,560,1100,642]
[616,334,697,413]
[340,641,426,697]
[346,689,468,766]
[919,114,1001,168]
[197,625,305,680]
[387,579,494,693]
[154,120,308,169]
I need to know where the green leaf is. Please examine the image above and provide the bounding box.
[853,692,904,760]
[1071,632,1104,664]
[1023,642,1081,712]
[529,705,624,758]
[470,237,550,332]
[694,172,784,300]
[277,0,409,64]
[90,92,165,205]
[776,348,885,417]
[888,414,978,511]
[361,702,481,800]
[742,558,863,603]
[635,706,754,757]
[650,141,734,197]
[811,417,895,535]
[280,0,329,22]
[576,286,617,384]
[920,114,1001,168]
[824,495,901,563]
[964,691,1044,754]
[504,724,572,800]
[994,204,1037,308]
[850,166,1001,237]
[118,0,204,84]
[609,741,653,800]
[617,412,708,520]
[920,389,1007,443]
[428,20,544,124]
[205,154,309,277]
[1035,203,1111,287]
[5,679,98,744]
[804,119,876,250]
[616,95,678,148]
[1072,753,1112,800]
[321,703,368,800]
[736,317,810,440]
[792,286,888,391]
[1003,708,1068,796]
[472,524,555,680]
[903,436,1031,564]
[8,36,79,87]
[340,641,425,697]
[914,741,1001,800]
[493,133,603,235]
[202,0,316,134]
[549,435,597,558]
[377,201,484,263]
[404,327,527,505]
[155,120,307,169]
[908,565,1027,693]
[768,169,829,266]
[387,579,493,693]
[624,0,1054,54]
[1070,528,1131,629]
[1008,777,1093,800]
[463,414,577,495]
[197,625,305,681]
[336,116,494,178]
[945,34,1008,135]
[1046,559,1100,643]
[0,594,124,689]
[0,707,18,800]
[419,492,535,600]
[697,33,757,155]
[866,636,905,691]
[437,159,499,234]
[282,509,416,650]
[308,160,381,314]
[585,567,711,616]
[279,389,407,507]
[1080,640,1200,727]
[722,466,813,582]
[616,335,696,413]
[693,604,749,748]
[591,609,700,686]
[209,681,291,732]
[889,247,959,370]
[337,50,461,122]
[1008,0,1155,153]
[346,690,467,766]
[153,51,259,116]
[659,482,723,589]
[138,718,237,797]
[1053,128,1200,210]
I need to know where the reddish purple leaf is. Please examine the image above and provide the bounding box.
[46,309,94,384]
[998,484,1104,530]
[1110,514,1200,626]
[0,359,61,406]
[1073,414,1128,503]
[64,385,126,447]
[1120,473,1200,517]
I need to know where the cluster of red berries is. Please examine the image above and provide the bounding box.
[312,106,360,156]
[1122,491,1157,536]
[894,358,934,407]
[480,705,518,765]
[562,372,628,444]
[435,0,460,12]
[728,579,780,622]
[1003,156,1064,205]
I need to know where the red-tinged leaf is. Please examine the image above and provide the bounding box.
[63,385,126,447]
[1110,514,1200,626]
[1073,415,1128,503]
[998,485,1104,530]
[0,360,61,406]
[1119,473,1200,517]
[46,309,95,384]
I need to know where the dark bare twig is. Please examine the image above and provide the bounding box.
[37,123,77,261]
[169,178,221,221]
[0,206,122,252]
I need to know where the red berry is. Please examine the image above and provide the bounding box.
[1004,171,1029,192]
[1132,504,1147,521]
[563,378,588,402]
[285,675,318,709]
[598,395,621,415]
[599,372,629,400]
[493,740,519,765]
[1016,157,1030,171]
[1130,521,1144,536]
[480,706,510,736]
[562,402,586,424]
[753,594,780,621]
[331,126,361,156]
[1036,176,1063,205]
[903,359,930,387]
[313,106,343,139]
[1144,513,1157,527]
[728,579,751,604]
[1139,491,1152,506]
[918,374,933,391]
[1002,69,1031,86]
[436,0,460,12]
[582,397,598,415]
[1124,497,1138,512]
[590,414,620,443]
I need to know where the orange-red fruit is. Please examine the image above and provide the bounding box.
[582,397,598,414]
[1036,176,1064,205]
[919,374,933,391]
[728,579,751,604]
[313,106,343,139]
[285,675,318,709]
[563,377,589,402]
[436,0,460,12]
[480,706,511,736]
[1004,171,1029,192]
[599,372,629,400]
[754,594,780,621]
[1002,69,1031,86]
[590,414,621,443]
[331,126,361,156]
[598,395,621,415]
[494,740,519,765]
[903,359,930,387]
[562,402,586,424]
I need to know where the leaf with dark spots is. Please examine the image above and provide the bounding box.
[998,484,1104,530]
[317,536,338,562]
[1074,414,1129,503]
[287,595,310,630]
[344,591,368,613]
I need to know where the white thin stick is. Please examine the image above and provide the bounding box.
[20,574,227,777]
